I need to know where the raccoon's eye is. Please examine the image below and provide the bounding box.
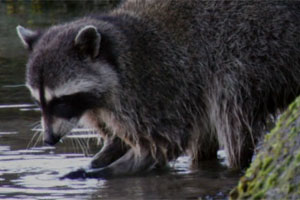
[48,92,100,120]
[50,101,78,120]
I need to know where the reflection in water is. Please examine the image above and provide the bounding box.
[0,1,241,199]
[0,104,35,109]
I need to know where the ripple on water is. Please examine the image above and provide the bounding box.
[0,145,10,152]
[0,150,104,200]
[0,185,98,200]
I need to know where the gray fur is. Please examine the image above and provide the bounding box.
[18,0,300,178]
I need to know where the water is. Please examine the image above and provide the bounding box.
[0,1,241,199]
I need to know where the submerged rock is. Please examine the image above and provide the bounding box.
[230,96,300,200]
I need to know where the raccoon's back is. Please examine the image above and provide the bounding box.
[118,0,300,65]
[114,0,300,115]
[117,0,300,83]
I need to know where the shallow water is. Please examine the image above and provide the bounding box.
[0,1,241,199]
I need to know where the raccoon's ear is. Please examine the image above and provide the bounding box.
[74,25,101,59]
[16,25,41,51]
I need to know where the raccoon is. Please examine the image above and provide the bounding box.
[17,0,300,178]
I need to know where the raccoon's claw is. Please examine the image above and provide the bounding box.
[60,168,87,179]
[61,167,113,179]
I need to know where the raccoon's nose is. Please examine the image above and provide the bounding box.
[44,134,61,146]
[43,129,61,146]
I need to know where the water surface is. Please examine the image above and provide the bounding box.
[0,1,241,199]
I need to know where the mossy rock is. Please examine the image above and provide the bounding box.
[230,96,300,200]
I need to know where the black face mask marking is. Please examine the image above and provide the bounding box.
[47,92,101,120]
[38,70,52,124]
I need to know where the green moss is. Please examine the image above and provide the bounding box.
[262,156,273,170]
[296,151,300,163]
[252,191,264,200]
[267,172,278,185]
[230,96,300,199]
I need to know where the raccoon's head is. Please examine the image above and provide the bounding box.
[17,22,119,145]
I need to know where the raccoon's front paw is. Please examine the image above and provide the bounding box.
[61,167,113,179]
[60,168,87,179]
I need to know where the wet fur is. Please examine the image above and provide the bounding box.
[19,0,300,178]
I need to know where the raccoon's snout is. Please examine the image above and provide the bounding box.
[42,115,76,146]
[44,134,61,146]
[43,129,61,146]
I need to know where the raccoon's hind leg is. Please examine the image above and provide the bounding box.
[223,126,257,169]
[90,137,129,168]
[187,119,219,167]
[217,103,261,169]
